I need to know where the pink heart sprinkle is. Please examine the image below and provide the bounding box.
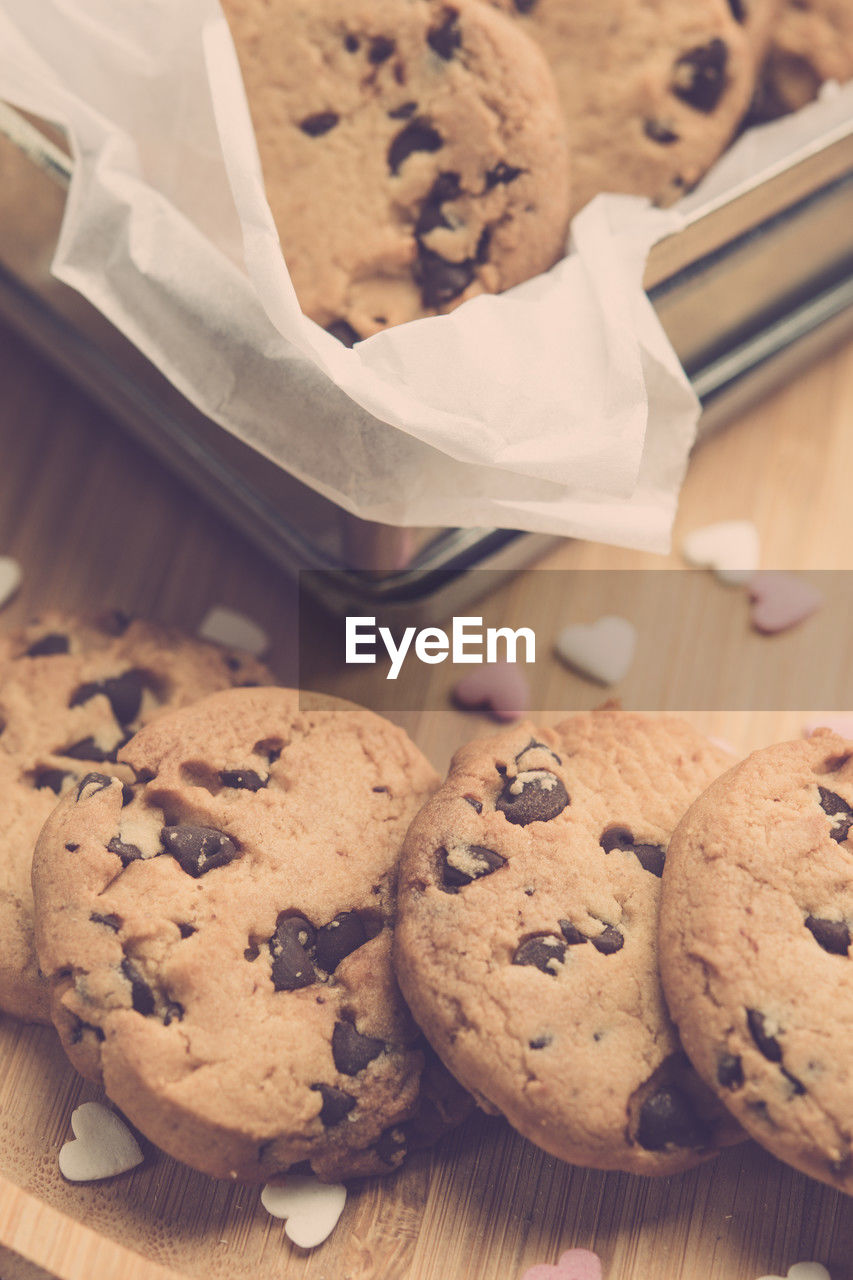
[452,663,530,722]
[749,572,823,635]
[520,1248,603,1280]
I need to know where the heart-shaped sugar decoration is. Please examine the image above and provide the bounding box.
[555,617,636,686]
[521,1248,603,1280]
[681,520,760,584]
[453,662,530,722]
[749,572,823,634]
[59,1102,143,1181]
[0,556,22,611]
[261,1175,346,1249]
[198,605,269,657]
[756,1263,831,1280]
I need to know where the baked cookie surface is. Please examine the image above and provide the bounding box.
[0,613,269,1024]
[759,0,853,115]
[31,687,466,1182]
[394,710,740,1174]
[223,0,571,341]
[659,731,853,1195]
[490,0,759,213]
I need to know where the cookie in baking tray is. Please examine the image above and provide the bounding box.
[0,611,269,1024]
[394,709,743,1174]
[489,0,760,213]
[223,0,571,341]
[32,687,469,1182]
[659,730,853,1195]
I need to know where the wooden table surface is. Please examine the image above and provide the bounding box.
[0,319,852,1280]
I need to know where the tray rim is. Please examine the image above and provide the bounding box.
[0,1169,187,1280]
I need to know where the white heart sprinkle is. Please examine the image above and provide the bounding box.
[261,1176,346,1249]
[681,520,760,585]
[198,605,269,657]
[555,617,636,686]
[755,1264,831,1280]
[0,556,22,610]
[59,1102,143,1181]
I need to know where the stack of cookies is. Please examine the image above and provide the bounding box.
[219,0,853,343]
[11,637,852,1195]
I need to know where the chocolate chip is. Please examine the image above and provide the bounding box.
[315,911,368,973]
[161,824,239,877]
[528,1034,551,1049]
[485,161,523,189]
[727,0,746,20]
[178,923,196,939]
[591,925,624,955]
[818,787,853,841]
[496,772,569,825]
[388,101,417,119]
[219,769,267,791]
[415,247,476,309]
[717,1053,744,1089]
[90,912,122,931]
[164,1001,183,1025]
[32,768,70,794]
[747,1008,782,1062]
[63,737,116,763]
[70,669,145,726]
[310,1082,356,1126]
[440,844,506,890]
[368,35,395,63]
[332,1020,385,1074]
[326,320,361,347]
[463,795,483,813]
[475,226,491,265]
[107,836,143,866]
[374,1126,407,1165]
[75,772,114,801]
[672,39,728,113]
[599,826,665,876]
[644,118,680,144]
[805,916,851,955]
[414,171,460,237]
[121,783,135,807]
[427,8,461,59]
[69,1016,104,1045]
[26,633,69,657]
[637,1085,708,1150]
[269,915,318,991]
[512,935,566,975]
[299,112,339,137]
[121,958,155,1016]
[388,117,443,175]
[344,33,359,52]
[782,1067,806,1096]
[65,842,79,852]
[513,0,537,10]
[559,920,588,946]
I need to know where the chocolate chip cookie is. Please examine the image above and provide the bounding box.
[659,731,853,1194]
[31,687,468,1182]
[0,612,269,1023]
[223,0,571,341]
[394,710,742,1174]
[490,0,759,213]
[758,0,853,116]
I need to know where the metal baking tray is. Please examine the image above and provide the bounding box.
[0,102,851,611]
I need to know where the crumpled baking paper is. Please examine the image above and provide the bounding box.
[0,2,848,550]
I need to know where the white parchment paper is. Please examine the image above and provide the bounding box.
[0,2,849,549]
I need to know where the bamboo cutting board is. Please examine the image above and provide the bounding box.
[0,324,852,1280]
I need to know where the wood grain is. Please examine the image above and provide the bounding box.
[1,320,852,1280]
